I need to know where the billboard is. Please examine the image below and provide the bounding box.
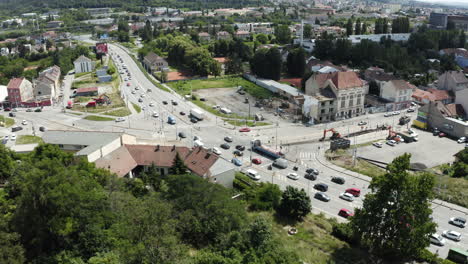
[96,42,108,54]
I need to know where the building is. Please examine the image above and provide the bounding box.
[379,80,415,110]
[456,88,468,115]
[73,55,94,74]
[429,12,448,29]
[363,67,398,89]
[429,13,468,31]
[412,88,453,105]
[72,87,98,97]
[42,130,137,162]
[234,30,250,40]
[0,85,7,102]
[348,33,411,44]
[7,77,33,107]
[198,32,211,42]
[94,144,235,188]
[143,52,169,72]
[305,71,367,121]
[448,15,468,32]
[440,48,468,68]
[437,71,468,92]
[216,31,231,40]
[413,102,467,138]
[46,20,63,28]
[34,65,61,98]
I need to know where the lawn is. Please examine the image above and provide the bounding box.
[16,135,43,145]
[168,77,273,99]
[84,115,115,121]
[132,103,141,113]
[326,149,386,178]
[0,115,15,127]
[103,107,132,117]
[223,119,270,127]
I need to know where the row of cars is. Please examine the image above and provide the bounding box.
[430,217,466,246]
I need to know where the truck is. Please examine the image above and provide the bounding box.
[168,116,176,125]
[251,139,283,160]
[190,108,204,120]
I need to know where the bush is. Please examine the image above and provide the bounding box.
[416,249,456,264]
[331,222,358,244]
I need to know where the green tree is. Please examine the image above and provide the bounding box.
[274,24,291,44]
[0,190,25,264]
[256,33,268,44]
[304,23,313,38]
[225,54,243,74]
[361,23,368,34]
[277,186,311,221]
[351,154,436,259]
[171,153,188,175]
[346,18,353,36]
[250,47,282,80]
[286,48,306,77]
[247,216,272,249]
[0,144,16,184]
[249,183,282,211]
[355,18,361,35]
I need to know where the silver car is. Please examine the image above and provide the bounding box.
[339,192,354,202]
[443,230,461,241]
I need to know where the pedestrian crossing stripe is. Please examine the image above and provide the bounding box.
[299,152,315,160]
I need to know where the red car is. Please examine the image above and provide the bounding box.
[126,82,131,86]
[338,209,354,218]
[438,132,446,137]
[252,158,262,165]
[239,127,251,132]
[4,107,11,111]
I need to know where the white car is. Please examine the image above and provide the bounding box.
[131,91,136,94]
[287,173,299,180]
[152,112,159,118]
[340,192,354,202]
[149,102,155,107]
[393,111,401,115]
[384,113,392,117]
[386,140,397,146]
[140,94,145,98]
[395,135,405,143]
[115,117,126,122]
[211,147,222,155]
[124,77,128,81]
[430,234,446,246]
[10,134,16,141]
[373,142,383,148]
[443,230,461,241]
[458,137,466,143]
[21,120,27,125]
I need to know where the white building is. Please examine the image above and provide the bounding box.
[74,55,94,74]
[348,33,411,44]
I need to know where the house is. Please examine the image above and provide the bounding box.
[307,59,344,73]
[379,80,415,110]
[143,52,169,73]
[234,30,250,40]
[412,88,453,105]
[456,88,468,116]
[437,71,468,92]
[7,77,34,107]
[439,48,468,69]
[46,20,63,28]
[94,144,236,188]
[348,33,411,44]
[198,32,211,42]
[74,55,94,74]
[305,71,367,121]
[42,130,137,162]
[216,31,231,40]
[363,67,398,89]
[73,87,98,97]
[413,102,467,138]
[34,65,61,98]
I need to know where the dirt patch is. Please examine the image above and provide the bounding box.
[167,70,193,81]
[194,88,262,117]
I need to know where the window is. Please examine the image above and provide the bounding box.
[329,108,334,112]
[58,144,64,148]
[357,94,361,105]
[349,95,354,107]
[341,98,345,108]
[321,102,326,107]
[321,109,325,113]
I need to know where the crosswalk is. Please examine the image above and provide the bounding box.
[299,152,316,160]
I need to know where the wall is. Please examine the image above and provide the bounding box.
[455,88,468,118]
[100,137,123,159]
[19,79,34,102]
[211,168,234,188]
[121,134,137,144]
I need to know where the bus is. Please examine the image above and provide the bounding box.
[447,248,468,264]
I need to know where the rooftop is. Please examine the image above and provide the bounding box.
[7,77,25,89]
[74,55,92,63]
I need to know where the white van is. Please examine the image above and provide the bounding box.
[245,169,261,181]
[194,140,204,148]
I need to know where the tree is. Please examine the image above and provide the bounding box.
[247,216,272,249]
[277,186,311,221]
[256,33,268,44]
[459,30,466,48]
[141,20,153,42]
[355,18,361,35]
[368,80,379,96]
[286,48,306,77]
[249,183,282,211]
[383,18,389,34]
[225,54,243,74]
[274,24,291,44]
[361,23,368,34]
[250,48,282,80]
[346,19,353,36]
[314,17,320,25]
[351,154,436,259]
[0,144,16,184]
[304,24,313,39]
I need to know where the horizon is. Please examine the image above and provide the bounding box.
[415,0,468,8]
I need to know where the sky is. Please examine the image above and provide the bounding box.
[415,0,468,8]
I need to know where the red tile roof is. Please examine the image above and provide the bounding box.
[427,88,451,101]
[331,71,363,89]
[76,87,98,93]
[280,78,302,88]
[126,145,190,167]
[184,147,219,176]
[94,146,137,177]
[7,77,24,89]
[213,57,227,64]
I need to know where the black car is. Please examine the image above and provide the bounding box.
[162,101,168,105]
[304,173,317,181]
[180,111,186,115]
[34,108,42,112]
[200,98,206,101]
[39,126,46,132]
[306,168,319,175]
[314,183,328,192]
[178,132,187,138]
[172,101,178,106]
[235,145,245,151]
[331,176,345,184]
[190,118,198,123]
[138,98,143,102]
[9,112,16,117]
[432,129,440,136]
[220,143,230,149]
[314,192,330,202]
[233,150,243,156]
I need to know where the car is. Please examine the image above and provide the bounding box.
[4,107,11,111]
[147,88,152,93]
[393,111,400,115]
[39,126,46,132]
[149,102,155,107]
[432,129,440,136]
[314,192,330,202]
[386,140,396,146]
[34,108,42,112]
[287,172,299,180]
[373,142,383,148]
[245,169,260,181]
[162,101,168,105]
[193,135,202,141]
[178,132,187,138]
[231,158,242,166]
[140,94,146,98]
[190,118,198,123]
[449,217,467,228]
[200,98,206,101]
[430,234,446,246]
[126,82,131,86]
[138,98,143,103]
[26,108,33,112]
[142,106,146,111]
[10,134,16,140]
[115,117,126,122]
[252,158,262,165]
[239,127,251,132]
[338,209,354,218]
[224,136,233,142]
[384,113,392,117]
[306,168,319,175]
[442,230,462,241]
[124,77,128,81]
[345,188,361,197]
[211,147,222,155]
[180,111,186,116]
[152,112,159,118]
[304,173,317,181]
[314,183,328,192]
[236,145,246,151]
[340,192,354,202]
[233,150,243,156]
[135,86,140,90]
[331,176,345,184]
[21,120,27,125]
[407,108,415,113]
[12,108,17,112]
[358,121,367,126]
[171,101,178,106]
[131,90,136,94]
[458,137,466,143]
[221,143,230,149]
[9,112,15,117]
[3,135,9,141]
[438,132,446,137]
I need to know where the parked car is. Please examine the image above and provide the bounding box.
[340,192,354,202]
[393,111,401,115]
[346,188,361,197]
[429,234,446,246]
[131,90,136,94]
[162,101,168,105]
[458,137,466,143]
[26,108,32,112]
[314,192,330,202]
[314,183,328,192]
[9,112,15,117]
[358,121,367,126]
[373,142,383,148]
[304,173,317,181]
[236,145,246,151]
[384,113,392,117]
[149,102,155,107]
[233,150,243,156]
[178,132,187,138]
[442,230,462,241]
[287,172,299,180]
[10,134,16,140]
[331,176,345,184]
[338,209,354,218]
[449,217,467,228]
[153,112,159,118]
[34,108,42,112]
[306,168,319,175]
[407,108,415,113]
[138,98,143,103]
[386,140,397,146]
[252,158,262,165]
[231,158,242,166]
[179,111,186,116]
[39,126,46,132]
[4,107,11,111]
[239,127,251,132]
[432,128,440,136]
[115,117,126,122]
[211,147,222,155]
[439,132,446,137]
[224,136,233,142]
[221,143,230,149]
[171,101,178,106]
[126,82,131,86]
[190,118,198,123]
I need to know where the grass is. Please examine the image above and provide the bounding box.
[223,119,270,127]
[16,135,43,145]
[103,107,132,117]
[132,103,141,113]
[326,149,386,178]
[74,72,90,78]
[433,174,468,208]
[0,115,15,127]
[84,115,115,122]
[167,77,273,99]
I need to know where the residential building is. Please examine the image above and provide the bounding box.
[363,67,398,89]
[348,33,411,44]
[46,20,63,28]
[42,130,137,162]
[234,30,250,40]
[73,55,94,74]
[437,71,468,92]
[456,88,468,115]
[440,48,468,68]
[0,85,7,102]
[34,65,61,98]
[429,12,448,29]
[448,15,468,32]
[379,80,415,110]
[94,144,235,188]
[216,31,231,40]
[7,77,33,107]
[143,52,169,72]
[412,88,453,105]
[198,32,211,42]
[413,102,467,138]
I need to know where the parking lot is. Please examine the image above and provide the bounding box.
[358,129,466,168]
